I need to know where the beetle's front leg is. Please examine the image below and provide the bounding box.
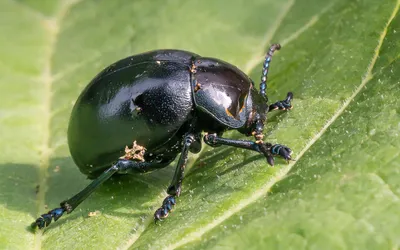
[268,92,293,112]
[154,133,196,222]
[204,134,292,166]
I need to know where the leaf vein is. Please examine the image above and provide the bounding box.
[243,0,295,73]
[117,189,168,250]
[8,0,47,20]
[244,0,335,74]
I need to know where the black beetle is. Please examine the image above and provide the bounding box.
[31,44,293,229]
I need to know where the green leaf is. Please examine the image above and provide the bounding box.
[0,0,399,249]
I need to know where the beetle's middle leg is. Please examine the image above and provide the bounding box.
[204,133,292,166]
[153,133,196,222]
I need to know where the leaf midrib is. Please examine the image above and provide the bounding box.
[33,1,83,249]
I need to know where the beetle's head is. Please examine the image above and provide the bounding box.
[238,87,268,137]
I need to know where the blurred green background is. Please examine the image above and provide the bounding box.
[0,0,399,249]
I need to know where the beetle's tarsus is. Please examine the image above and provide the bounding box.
[31,207,66,229]
[256,142,292,166]
[269,92,293,111]
[270,144,292,162]
[154,196,176,222]
[31,160,165,229]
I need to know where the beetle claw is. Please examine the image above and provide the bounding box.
[31,207,66,230]
[154,196,176,223]
[270,144,292,162]
[260,143,293,166]
[266,154,275,166]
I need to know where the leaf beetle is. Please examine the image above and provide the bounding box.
[31,44,293,229]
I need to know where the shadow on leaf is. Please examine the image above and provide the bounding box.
[0,156,175,232]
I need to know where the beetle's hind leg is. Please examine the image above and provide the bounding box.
[154,133,196,222]
[31,159,162,229]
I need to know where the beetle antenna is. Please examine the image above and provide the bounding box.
[260,44,281,101]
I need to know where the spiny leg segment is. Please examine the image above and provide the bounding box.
[154,133,196,222]
[31,160,161,229]
[204,134,292,166]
